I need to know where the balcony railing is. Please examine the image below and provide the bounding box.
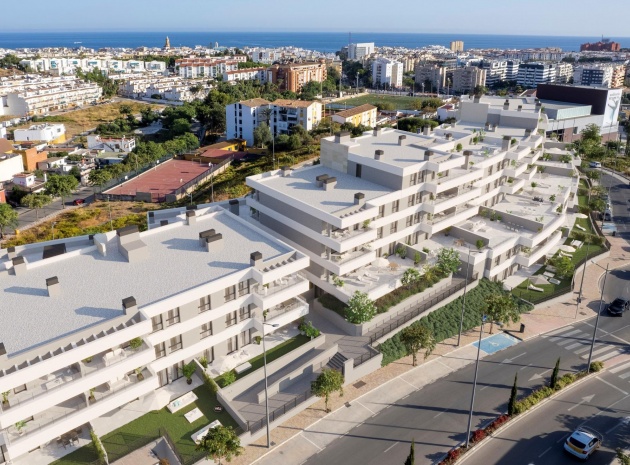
[255,274,306,297]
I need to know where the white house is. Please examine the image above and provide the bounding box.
[12,173,36,188]
[0,154,25,183]
[87,135,136,153]
[13,124,66,144]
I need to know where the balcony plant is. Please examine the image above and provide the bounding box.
[362,219,371,229]
[135,367,145,381]
[89,387,96,403]
[199,356,209,369]
[183,362,196,385]
[549,194,556,202]
[262,310,269,321]
[476,239,484,250]
[332,275,345,288]
[15,420,27,436]
[414,251,422,266]
[396,245,407,259]
[298,320,321,340]
[254,336,262,345]
[221,370,236,387]
[83,356,93,364]
[129,337,143,351]
[2,391,10,406]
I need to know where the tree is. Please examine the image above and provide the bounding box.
[45,174,78,208]
[617,448,630,465]
[119,104,133,116]
[400,325,436,367]
[0,203,19,237]
[20,193,51,219]
[253,122,272,148]
[89,169,112,192]
[196,425,243,465]
[311,368,344,412]
[405,439,415,465]
[401,268,421,289]
[485,294,519,334]
[473,85,488,97]
[170,118,192,138]
[552,255,574,279]
[508,373,518,416]
[345,291,377,324]
[436,247,461,275]
[550,357,560,389]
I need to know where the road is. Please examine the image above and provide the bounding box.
[602,170,630,240]
[304,316,630,465]
[464,368,630,465]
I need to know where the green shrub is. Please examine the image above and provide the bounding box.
[590,361,604,372]
[203,371,219,394]
[90,429,107,463]
[220,370,236,387]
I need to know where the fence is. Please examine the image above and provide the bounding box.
[367,275,477,345]
[247,389,313,434]
[173,155,233,196]
[353,346,381,368]
[95,154,174,198]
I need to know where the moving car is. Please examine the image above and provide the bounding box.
[564,427,602,459]
[607,298,630,316]
[72,198,85,206]
[589,161,602,168]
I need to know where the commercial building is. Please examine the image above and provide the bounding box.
[246,96,577,303]
[450,41,464,53]
[573,63,626,88]
[580,39,621,52]
[13,124,66,144]
[331,104,378,128]
[0,205,309,464]
[517,63,558,88]
[348,43,375,61]
[451,67,486,94]
[266,61,327,93]
[372,58,404,88]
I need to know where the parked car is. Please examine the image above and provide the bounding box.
[564,427,602,459]
[589,161,602,168]
[607,298,630,316]
[72,198,85,206]
[604,210,613,222]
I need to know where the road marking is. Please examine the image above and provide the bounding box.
[356,401,376,415]
[558,336,583,346]
[581,345,614,359]
[384,441,399,453]
[564,342,586,350]
[575,344,598,355]
[595,377,629,395]
[545,326,574,337]
[301,434,323,451]
[502,352,526,364]
[550,329,582,341]
[434,408,449,418]
[520,363,533,371]
[605,417,630,434]
[529,369,551,382]
[596,350,622,362]
[568,394,595,412]
[608,333,630,345]
[618,372,630,380]
[538,446,552,457]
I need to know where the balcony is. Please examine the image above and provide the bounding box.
[254,297,309,331]
[252,273,310,309]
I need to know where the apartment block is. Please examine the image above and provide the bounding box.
[0,205,309,463]
[331,104,377,128]
[266,61,327,93]
[451,67,486,94]
[573,63,626,88]
[371,58,403,88]
[414,64,447,92]
[450,41,464,53]
[1,82,102,117]
[226,98,270,145]
[247,96,578,304]
[517,62,557,88]
[348,43,375,61]
[176,58,240,79]
[555,63,574,84]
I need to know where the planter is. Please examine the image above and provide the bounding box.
[137,373,144,381]
[89,396,96,404]
[186,378,192,385]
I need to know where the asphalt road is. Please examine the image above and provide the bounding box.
[602,170,630,239]
[463,368,630,465]
[304,317,630,465]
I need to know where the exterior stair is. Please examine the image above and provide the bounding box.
[326,352,348,371]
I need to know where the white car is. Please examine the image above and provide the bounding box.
[589,161,602,168]
[564,427,602,459]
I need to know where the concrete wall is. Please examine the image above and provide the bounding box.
[258,192,325,234]
[342,348,383,385]
[320,137,350,173]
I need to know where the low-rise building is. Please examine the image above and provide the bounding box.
[331,104,377,128]
[13,124,66,144]
[87,135,136,153]
[11,172,36,188]
[0,153,24,183]
[2,81,102,117]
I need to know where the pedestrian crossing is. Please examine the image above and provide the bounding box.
[542,325,630,381]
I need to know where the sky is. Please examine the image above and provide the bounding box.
[2,0,629,37]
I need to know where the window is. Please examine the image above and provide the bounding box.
[410,173,417,186]
[408,195,415,207]
[201,321,213,339]
[390,222,398,233]
[225,311,237,327]
[199,295,212,313]
[240,329,252,347]
[169,336,182,353]
[376,227,383,239]
[166,308,180,327]
[227,335,238,354]
[356,163,362,178]
[225,285,236,302]
[151,315,163,333]
[154,342,166,359]
[378,205,385,218]
[392,200,399,213]
[414,212,421,224]
[495,256,500,266]
[416,192,421,204]
[171,361,184,381]
[238,280,250,297]
[406,215,413,227]
[239,305,251,321]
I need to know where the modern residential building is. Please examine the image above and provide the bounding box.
[451,67,486,94]
[450,41,464,53]
[0,205,309,464]
[13,124,66,144]
[246,96,577,304]
[554,62,574,84]
[348,43,375,61]
[580,39,621,52]
[372,58,403,88]
[414,64,447,92]
[87,135,136,153]
[331,104,378,128]
[482,60,508,87]
[270,99,323,135]
[175,57,240,79]
[266,61,327,94]
[226,98,270,145]
[517,62,558,88]
[573,63,626,88]
[1,82,102,117]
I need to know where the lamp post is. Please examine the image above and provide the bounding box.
[52,222,57,240]
[262,322,280,448]
[107,195,113,231]
[465,315,486,448]
[586,262,609,373]
[575,240,591,318]
[458,247,477,346]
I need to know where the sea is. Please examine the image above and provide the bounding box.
[0,32,627,53]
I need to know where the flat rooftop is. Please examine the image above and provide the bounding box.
[251,164,393,215]
[0,209,291,356]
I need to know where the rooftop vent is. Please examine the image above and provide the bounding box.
[122,296,137,315]
[12,256,26,276]
[316,174,329,187]
[423,126,432,136]
[503,99,510,110]
[116,225,148,263]
[46,276,60,297]
[186,210,197,225]
[374,149,384,160]
[204,232,223,252]
[186,204,198,211]
[229,199,240,216]
[398,135,407,146]
[250,251,262,268]
[517,105,523,112]
[281,166,292,177]
[323,176,337,191]
[424,150,434,160]
[373,127,382,137]
[7,246,16,260]
[445,133,453,141]
[199,229,216,247]
[354,192,365,206]
[502,135,511,151]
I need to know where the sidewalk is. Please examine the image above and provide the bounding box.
[213,233,629,465]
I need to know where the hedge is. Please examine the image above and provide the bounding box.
[379,279,532,365]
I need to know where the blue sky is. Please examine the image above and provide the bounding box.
[3,0,629,36]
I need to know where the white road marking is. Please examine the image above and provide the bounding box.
[529,369,551,382]
[400,377,418,389]
[384,441,399,453]
[581,345,612,358]
[550,329,582,341]
[596,350,622,362]
[544,326,574,337]
[568,394,595,412]
[595,377,629,396]
[618,372,630,380]
[434,408,449,418]
[356,401,376,415]
[301,434,323,451]
[564,342,586,350]
[538,446,552,457]
[520,363,533,371]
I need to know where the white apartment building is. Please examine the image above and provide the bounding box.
[1,81,102,117]
[0,205,309,464]
[573,63,626,88]
[13,124,66,144]
[226,99,323,145]
[372,58,403,88]
[451,67,486,94]
[176,58,239,79]
[481,60,520,86]
[348,43,375,61]
[517,62,558,88]
[414,64,447,92]
[224,68,267,83]
[19,58,167,76]
[555,62,574,84]
[87,135,136,153]
[0,154,24,183]
[246,48,281,64]
[247,96,578,303]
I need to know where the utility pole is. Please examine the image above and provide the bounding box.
[587,263,608,372]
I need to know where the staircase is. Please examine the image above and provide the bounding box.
[326,352,348,372]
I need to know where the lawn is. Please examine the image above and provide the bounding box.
[52,384,237,465]
[216,334,310,386]
[335,94,434,111]
[8,102,162,139]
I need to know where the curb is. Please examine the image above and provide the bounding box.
[455,367,607,464]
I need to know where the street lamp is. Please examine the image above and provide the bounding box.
[575,239,591,318]
[458,247,478,346]
[262,322,280,448]
[586,262,609,373]
[107,195,113,231]
[51,222,57,240]
[465,314,486,448]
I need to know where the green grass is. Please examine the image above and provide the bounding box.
[335,94,431,111]
[52,384,238,465]
[216,335,310,386]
